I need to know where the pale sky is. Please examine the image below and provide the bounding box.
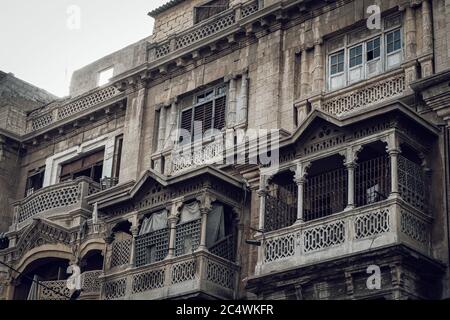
[0,1,168,97]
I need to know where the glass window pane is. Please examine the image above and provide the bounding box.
[350,45,362,67]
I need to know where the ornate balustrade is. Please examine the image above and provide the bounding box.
[257,198,431,275]
[102,250,238,300]
[12,177,101,228]
[26,85,121,133]
[320,70,406,117]
[171,138,225,174]
[37,270,103,300]
[149,0,262,62]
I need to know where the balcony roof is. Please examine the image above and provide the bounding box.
[148,0,186,18]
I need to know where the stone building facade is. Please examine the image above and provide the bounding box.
[1,0,450,300]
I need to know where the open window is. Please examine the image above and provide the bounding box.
[98,67,114,87]
[60,149,105,183]
[194,0,229,24]
[25,167,45,197]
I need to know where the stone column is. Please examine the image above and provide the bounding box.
[158,105,167,151]
[405,5,417,61]
[420,0,434,77]
[228,76,237,128]
[300,47,309,98]
[165,100,178,149]
[238,73,249,125]
[312,39,324,94]
[422,0,433,53]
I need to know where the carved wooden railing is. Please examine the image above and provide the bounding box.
[171,138,225,174]
[37,270,103,300]
[257,198,431,275]
[102,250,239,300]
[320,70,406,117]
[12,177,101,226]
[149,0,263,62]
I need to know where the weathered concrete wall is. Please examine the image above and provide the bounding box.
[0,141,19,232]
[69,39,149,98]
[0,71,57,112]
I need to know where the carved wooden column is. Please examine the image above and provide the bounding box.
[341,147,360,211]
[385,134,401,198]
[420,0,434,77]
[291,162,310,223]
[128,215,140,268]
[197,194,214,251]
[167,201,182,259]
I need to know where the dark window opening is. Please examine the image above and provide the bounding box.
[60,149,105,183]
[179,84,227,143]
[25,167,45,197]
[194,0,229,24]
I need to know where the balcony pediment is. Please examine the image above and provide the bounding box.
[12,219,72,262]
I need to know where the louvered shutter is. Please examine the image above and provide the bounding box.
[214,96,226,130]
[180,109,193,134]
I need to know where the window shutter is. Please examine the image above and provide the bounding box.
[214,96,226,130]
[194,104,205,134]
[203,101,213,132]
[180,109,193,134]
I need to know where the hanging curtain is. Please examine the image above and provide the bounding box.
[180,202,201,223]
[206,204,226,247]
[139,210,168,236]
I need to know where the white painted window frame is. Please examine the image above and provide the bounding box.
[326,15,404,92]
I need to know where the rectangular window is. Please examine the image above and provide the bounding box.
[25,167,45,197]
[194,0,229,24]
[178,84,227,143]
[386,30,401,54]
[98,67,114,87]
[327,24,403,91]
[366,37,381,61]
[60,149,105,183]
[329,50,345,90]
[349,45,363,68]
[330,51,345,75]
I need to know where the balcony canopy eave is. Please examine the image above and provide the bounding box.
[92,165,246,210]
[281,101,440,150]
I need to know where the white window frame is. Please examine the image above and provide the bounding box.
[326,15,403,92]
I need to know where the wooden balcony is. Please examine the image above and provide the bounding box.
[256,197,431,276]
[102,250,239,300]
